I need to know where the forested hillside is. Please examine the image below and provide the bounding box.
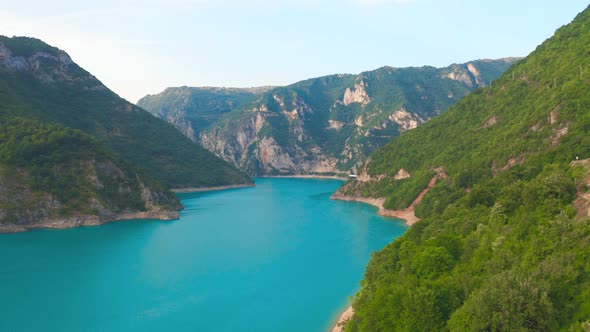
[337,6,590,331]
[0,115,181,232]
[0,36,252,188]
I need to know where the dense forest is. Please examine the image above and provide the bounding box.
[340,5,590,331]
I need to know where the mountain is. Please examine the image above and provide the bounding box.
[138,86,275,142]
[0,115,181,233]
[139,59,517,176]
[335,6,590,331]
[0,36,252,188]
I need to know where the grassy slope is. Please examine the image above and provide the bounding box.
[343,6,590,331]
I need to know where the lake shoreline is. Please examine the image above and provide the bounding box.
[0,209,179,234]
[331,305,354,332]
[330,194,419,226]
[329,193,415,331]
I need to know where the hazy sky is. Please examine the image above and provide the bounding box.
[1,1,588,102]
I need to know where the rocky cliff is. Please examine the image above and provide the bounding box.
[141,59,518,176]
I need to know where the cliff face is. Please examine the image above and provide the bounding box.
[142,59,517,176]
[199,100,343,175]
[138,86,275,141]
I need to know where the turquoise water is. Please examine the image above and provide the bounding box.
[0,178,406,332]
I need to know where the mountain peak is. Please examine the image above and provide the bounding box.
[0,35,102,86]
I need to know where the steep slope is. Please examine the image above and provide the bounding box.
[0,116,181,233]
[336,6,590,331]
[138,86,274,141]
[141,60,517,176]
[0,36,252,188]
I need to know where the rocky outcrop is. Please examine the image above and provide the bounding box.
[257,136,298,171]
[443,65,478,87]
[200,111,265,168]
[352,160,411,182]
[480,115,499,129]
[387,108,423,132]
[467,63,483,86]
[343,81,370,106]
[394,168,411,179]
[0,41,104,88]
[328,120,345,130]
[356,159,384,182]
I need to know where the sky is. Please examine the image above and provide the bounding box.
[0,1,588,103]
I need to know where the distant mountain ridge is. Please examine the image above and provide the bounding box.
[139,58,518,176]
[139,86,275,142]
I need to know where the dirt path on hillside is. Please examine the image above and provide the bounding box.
[332,168,447,226]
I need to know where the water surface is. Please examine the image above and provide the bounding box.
[0,178,406,331]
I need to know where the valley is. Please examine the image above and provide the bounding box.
[139,59,517,176]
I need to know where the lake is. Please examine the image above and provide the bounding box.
[0,178,407,331]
